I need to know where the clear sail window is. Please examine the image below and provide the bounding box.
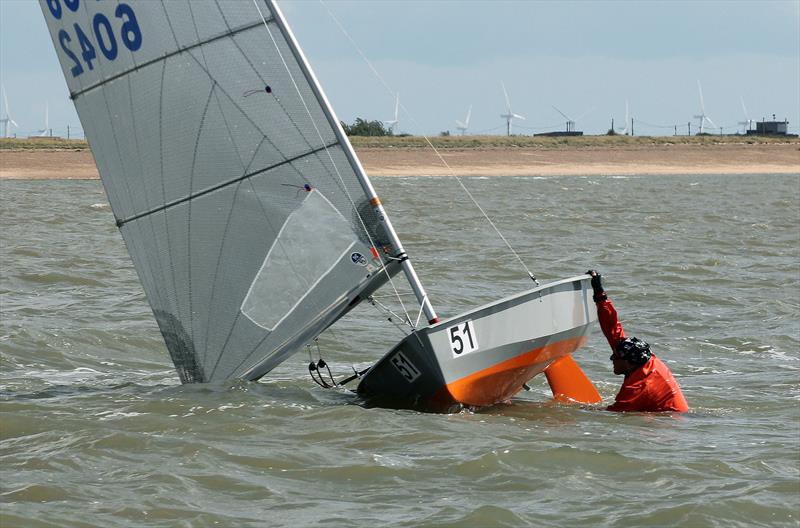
[241,190,358,331]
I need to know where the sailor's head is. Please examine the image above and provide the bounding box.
[610,337,652,374]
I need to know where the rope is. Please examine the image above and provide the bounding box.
[306,340,337,388]
[320,0,539,285]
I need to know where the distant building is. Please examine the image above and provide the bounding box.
[748,114,789,135]
[534,131,584,137]
[535,118,584,137]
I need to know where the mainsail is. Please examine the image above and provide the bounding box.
[41,0,601,409]
[40,0,408,382]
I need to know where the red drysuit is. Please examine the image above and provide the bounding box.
[596,298,689,413]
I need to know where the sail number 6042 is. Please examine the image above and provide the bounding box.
[449,320,478,358]
[45,0,143,78]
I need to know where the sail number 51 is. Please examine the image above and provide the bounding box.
[390,351,421,383]
[449,320,478,358]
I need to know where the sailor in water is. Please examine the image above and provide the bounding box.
[587,270,689,413]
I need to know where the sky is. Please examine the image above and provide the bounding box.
[1,0,798,138]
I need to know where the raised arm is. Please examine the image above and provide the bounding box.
[587,270,625,351]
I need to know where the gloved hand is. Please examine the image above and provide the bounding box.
[586,270,607,302]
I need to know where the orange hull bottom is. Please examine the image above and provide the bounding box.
[430,336,592,408]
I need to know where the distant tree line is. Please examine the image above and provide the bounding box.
[341,118,392,136]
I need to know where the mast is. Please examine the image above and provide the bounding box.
[266,0,439,325]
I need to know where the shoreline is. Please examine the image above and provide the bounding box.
[1,141,798,179]
[356,144,799,177]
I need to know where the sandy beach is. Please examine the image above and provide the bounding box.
[1,141,798,179]
[356,143,799,177]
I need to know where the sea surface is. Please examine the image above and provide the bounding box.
[1,174,799,527]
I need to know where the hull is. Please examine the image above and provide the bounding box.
[357,275,597,410]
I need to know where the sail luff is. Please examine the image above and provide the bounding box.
[265,0,439,324]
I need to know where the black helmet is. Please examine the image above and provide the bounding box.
[616,337,652,365]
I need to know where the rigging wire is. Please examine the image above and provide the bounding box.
[251,0,415,324]
[368,295,414,335]
[319,0,539,285]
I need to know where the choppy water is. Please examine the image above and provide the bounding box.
[2,174,799,528]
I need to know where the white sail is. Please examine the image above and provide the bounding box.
[39,0,399,382]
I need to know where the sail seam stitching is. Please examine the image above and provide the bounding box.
[200,1,250,366]
[186,85,216,361]
[157,3,194,372]
[69,20,268,101]
[123,63,170,349]
[116,142,339,227]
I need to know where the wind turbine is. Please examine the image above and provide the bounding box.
[693,80,716,135]
[552,105,591,133]
[552,106,576,133]
[0,85,18,138]
[455,105,472,135]
[382,93,399,134]
[35,102,50,137]
[500,82,525,136]
[737,96,752,134]
[619,100,630,135]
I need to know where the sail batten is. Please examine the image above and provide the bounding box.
[70,20,269,101]
[116,141,339,227]
[41,0,399,383]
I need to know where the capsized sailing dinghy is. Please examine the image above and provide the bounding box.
[358,276,599,409]
[40,0,600,409]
